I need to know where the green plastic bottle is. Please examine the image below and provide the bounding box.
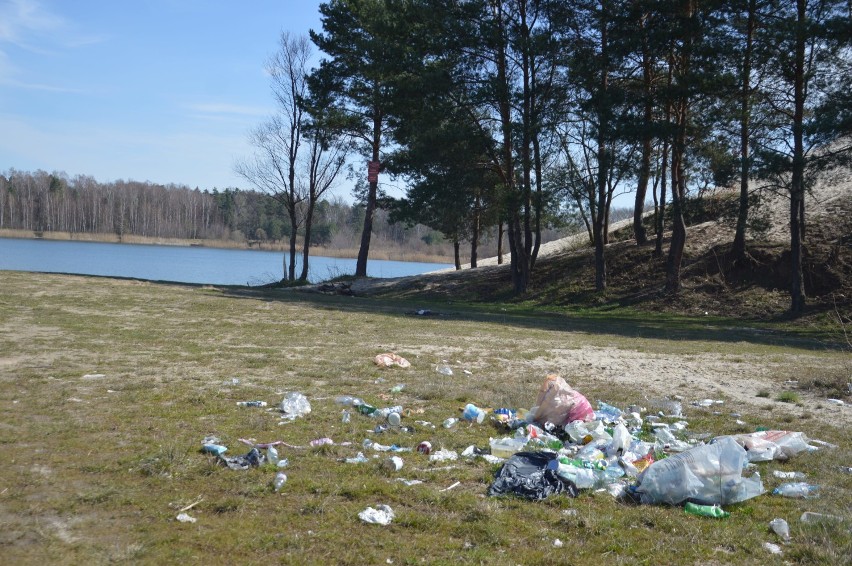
[684,502,730,519]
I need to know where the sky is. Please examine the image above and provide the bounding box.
[0,0,325,191]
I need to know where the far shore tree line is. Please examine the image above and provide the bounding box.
[0,169,473,262]
[249,0,849,315]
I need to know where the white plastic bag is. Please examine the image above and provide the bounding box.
[635,436,764,505]
[721,431,811,462]
[280,392,311,419]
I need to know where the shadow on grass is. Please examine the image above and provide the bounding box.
[215,283,847,353]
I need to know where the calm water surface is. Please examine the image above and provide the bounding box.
[0,238,451,285]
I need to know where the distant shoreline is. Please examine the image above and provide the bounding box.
[0,229,455,265]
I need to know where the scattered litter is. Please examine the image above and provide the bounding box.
[82,374,105,379]
[809,439,839,449]
[280,392,311,420]
[800,511,842,523]
[769,518,791,541]
[266,445,279,465]
[359,504,395,525]
[415,420,435,429]
[236,400,267,407]
[763,542,783,555]
[488,451,579,500]
[345,452,370,464]
[310,438,334,448]
[462,369,473,376]
[417,441,432,455]
[634,436,764,505]
[273,472,287,491]
[826,398,844,405]
[177,498,204,512]
[440,481,461,492]
[773,482,819,498]
[683,502,731,519]
[429,449,458,463]
[201,443,227,456]
[395,478,423,486]
[436,364,453,376]
[722,430,812,462]
[553,539,564,548]
[176,513,197,523]
[443,418,458,429]
[374,353,411,369]
[390,384,405,393]
[532,374,594,427]
[219,447,265,471]
[462,403,486,423]
[773,470,805,480]
[383,456,404,471]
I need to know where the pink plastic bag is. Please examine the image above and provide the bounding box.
[533,374,594,426]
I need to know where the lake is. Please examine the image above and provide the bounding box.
[0,238,452,286]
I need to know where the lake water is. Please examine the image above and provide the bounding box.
[0,238,451,286]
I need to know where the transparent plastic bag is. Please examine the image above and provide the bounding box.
[635,436,764,505]
[280,392,311,418]
[722,431,811,462]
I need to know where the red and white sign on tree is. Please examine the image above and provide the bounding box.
[367,161,380,183]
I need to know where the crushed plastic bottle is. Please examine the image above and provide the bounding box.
[773,470,806,480]
[342,410,351,423]
[769,518,791,541]
[436,364,453,376]
[273,471,287,491]
[356,403,377,416]
[443,417,458,429]
[236,400,268,407]
[773,482,819,498]
[800,511,842,523]
[266,445,279,466]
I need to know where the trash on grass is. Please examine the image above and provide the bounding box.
[345,452,370,464]
[773,470,806,480]
[722,430,811,462]
[764,542,783,555]
[176,512,197,523]
[236,400,267,407]
[769,518,791,541]
[634,436,764,505]
[684,502,730,519]
[436,364,453,376]
[531,374,594,427]
[219,447,265,471]
[359,504,395,525]
[273,472,287,491]
[374,353,411,369]
[772,482,819,498]
[429,449,458,463]
[488,451,579,500]
[462,403,486,423]
[279,392,311,420]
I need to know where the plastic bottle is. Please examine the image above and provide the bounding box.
[273,471,287,491]
[201,444,227,456]
[800,511,841,523]
[266,445,279,466]
[769,518,791,541]
[443,417,458,429]
[236,400,267,407]
[773,470,806,480]
[684,502,730,519]
[773,482,820,498]
[341,410,351,423]
[436,364,453,376]
[356,403,377,416]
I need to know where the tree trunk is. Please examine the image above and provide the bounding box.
[497,221,504,264]
[454,240,461,270]
[634,37,653,246]
[666,98,688,294]
[355,112,382,278]
[732,0,756,263]
[654,129,669,258]
[789,0,807,314]
[288,206,298,281]
[470,193,480,268]
[298,200,315,282]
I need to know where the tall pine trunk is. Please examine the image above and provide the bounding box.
[789,0,807,314]
[732,0,756,263]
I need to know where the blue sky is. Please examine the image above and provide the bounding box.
[0,0,324,191]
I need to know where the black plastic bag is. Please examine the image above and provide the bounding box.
[218,447,265,471]
[487,451,579,500]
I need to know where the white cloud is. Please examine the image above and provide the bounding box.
[0,0,64,46]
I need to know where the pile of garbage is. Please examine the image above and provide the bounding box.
[195,363,840,537]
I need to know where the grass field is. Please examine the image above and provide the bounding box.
[0,271,849,564]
